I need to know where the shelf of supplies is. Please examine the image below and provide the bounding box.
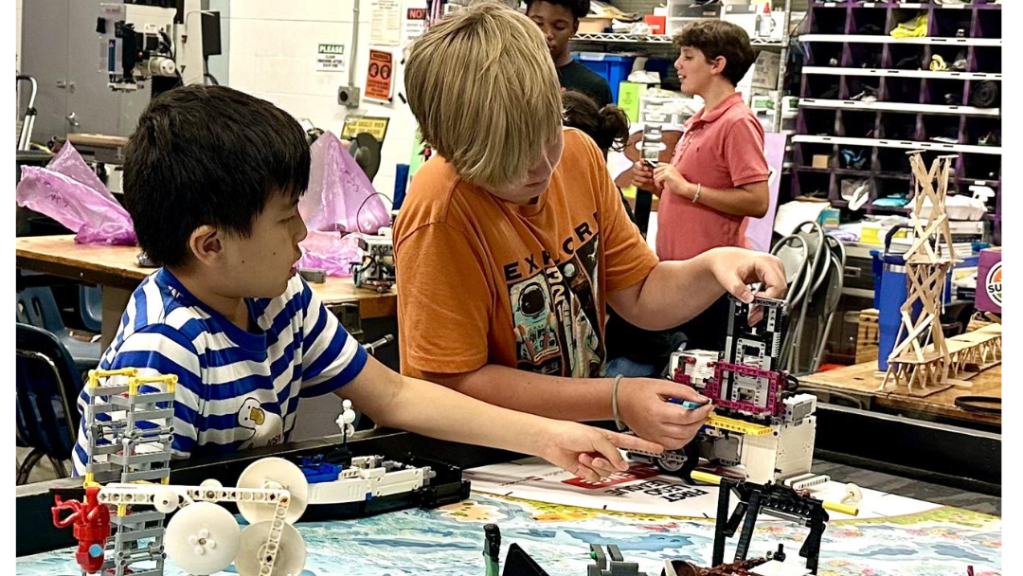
[800,98,999,116]
[958,178,1000,188]
[874,171,913,181]
[799,34,1001,46]
[571,33,785,47]
[794,166,833,174]
[572,33,672,44]
[833,168,871,177]
[802,66,1001,81]
[812,2,993,8]
[792,135,1001,155]
[868,204,912,214]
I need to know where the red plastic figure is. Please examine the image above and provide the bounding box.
[52,485,111,573]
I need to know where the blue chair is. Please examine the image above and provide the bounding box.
[16,287,101,372]
[16,323,84,483]
[79,285,103,333]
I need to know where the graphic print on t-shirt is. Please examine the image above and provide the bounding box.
[507,233,604,377]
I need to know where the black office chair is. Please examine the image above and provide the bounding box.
[16,323,85,484]
[16,286,101,373]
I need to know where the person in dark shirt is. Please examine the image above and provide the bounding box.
[526,0,614,107]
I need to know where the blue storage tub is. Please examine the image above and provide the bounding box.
[573,53,636,104]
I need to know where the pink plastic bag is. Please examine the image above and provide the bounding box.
[297,133,390,276]
[297,231,364,277]
[16,143,137,245]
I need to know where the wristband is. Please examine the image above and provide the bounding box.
[692,183,702,203]
[612,374,627,431]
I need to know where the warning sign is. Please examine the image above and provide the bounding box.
[365,50,394,102]
[405,6,427,43]
[341,116,390,141]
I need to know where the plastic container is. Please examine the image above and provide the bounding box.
[573,53,637,104]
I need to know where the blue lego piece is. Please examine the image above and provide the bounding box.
[300,456,342,483]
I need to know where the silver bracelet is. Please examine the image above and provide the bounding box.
[692,183,702,203]
[612,374,626,431]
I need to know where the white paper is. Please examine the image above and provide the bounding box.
[465,457,939,521]
[773,200,829,236]
[371,0,402,46]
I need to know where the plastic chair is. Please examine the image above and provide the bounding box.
[79,286,103,333]
[809,251,846,373]
[16,287,101,372]
[16,323,84,484]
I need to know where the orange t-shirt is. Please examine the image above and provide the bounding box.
[394,128,660,379]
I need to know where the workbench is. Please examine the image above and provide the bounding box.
[16,235,397,348]
[14,432,1002,576]
[799,362,1001,427]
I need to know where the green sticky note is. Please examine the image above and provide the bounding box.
[409,130,428,177]
[617,82,647,124]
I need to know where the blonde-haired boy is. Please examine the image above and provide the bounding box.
[395,2,787,451]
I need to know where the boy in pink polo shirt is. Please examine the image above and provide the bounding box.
[633,20,770,350]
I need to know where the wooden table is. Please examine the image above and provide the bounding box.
[799,360,1001,426]
[16,235,396,348]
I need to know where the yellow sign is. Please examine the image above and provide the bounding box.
[341,116,389,141]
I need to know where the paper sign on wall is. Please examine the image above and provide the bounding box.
[365,50,394,102]
[316,43,347,73]
[404,6,427,44]
[371,0,402,46]
[341,116,390,141]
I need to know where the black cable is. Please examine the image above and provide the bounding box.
[355,191,394,234]
[954,396,1001,415]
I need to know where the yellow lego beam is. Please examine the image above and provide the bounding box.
[705,414,774,437]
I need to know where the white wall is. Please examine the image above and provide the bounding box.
[226,0,422,200]
[16,0,23,72]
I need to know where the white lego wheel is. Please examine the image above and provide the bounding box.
[200,478,224,489]
[165,502,240,575]
[152,486,179,513]
[235,521,306,576]
[842,483,863,505]
[236,458,309,524]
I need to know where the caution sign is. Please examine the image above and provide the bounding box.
[341,116,390,141]
[365,50,394,102]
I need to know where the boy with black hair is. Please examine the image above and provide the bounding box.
[526,0,613,107]
[72,85,662,482]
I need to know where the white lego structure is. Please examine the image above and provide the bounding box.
[61,385,438,576]
[634,297,827,488]
[97,457,307,576]
[700,394,822,489]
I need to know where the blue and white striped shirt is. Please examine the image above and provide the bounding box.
[72,268,367,475]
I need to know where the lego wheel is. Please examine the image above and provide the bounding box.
[236,457,309,524]
[654,441,700,480]
[165,502,241,575]
[235,521,306,576]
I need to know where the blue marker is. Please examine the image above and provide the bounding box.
[669,398,709,410]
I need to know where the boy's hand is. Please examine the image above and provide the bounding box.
[631,161,660,192]
[653,165,693,198]
[537,422,664,482]
[618,379,713,450]
[706,247,787,303]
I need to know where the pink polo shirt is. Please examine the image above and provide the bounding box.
[656,93,769,262]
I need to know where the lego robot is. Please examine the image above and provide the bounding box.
[630,297,827,489]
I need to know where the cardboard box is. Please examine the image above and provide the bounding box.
[812,154,830,169]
